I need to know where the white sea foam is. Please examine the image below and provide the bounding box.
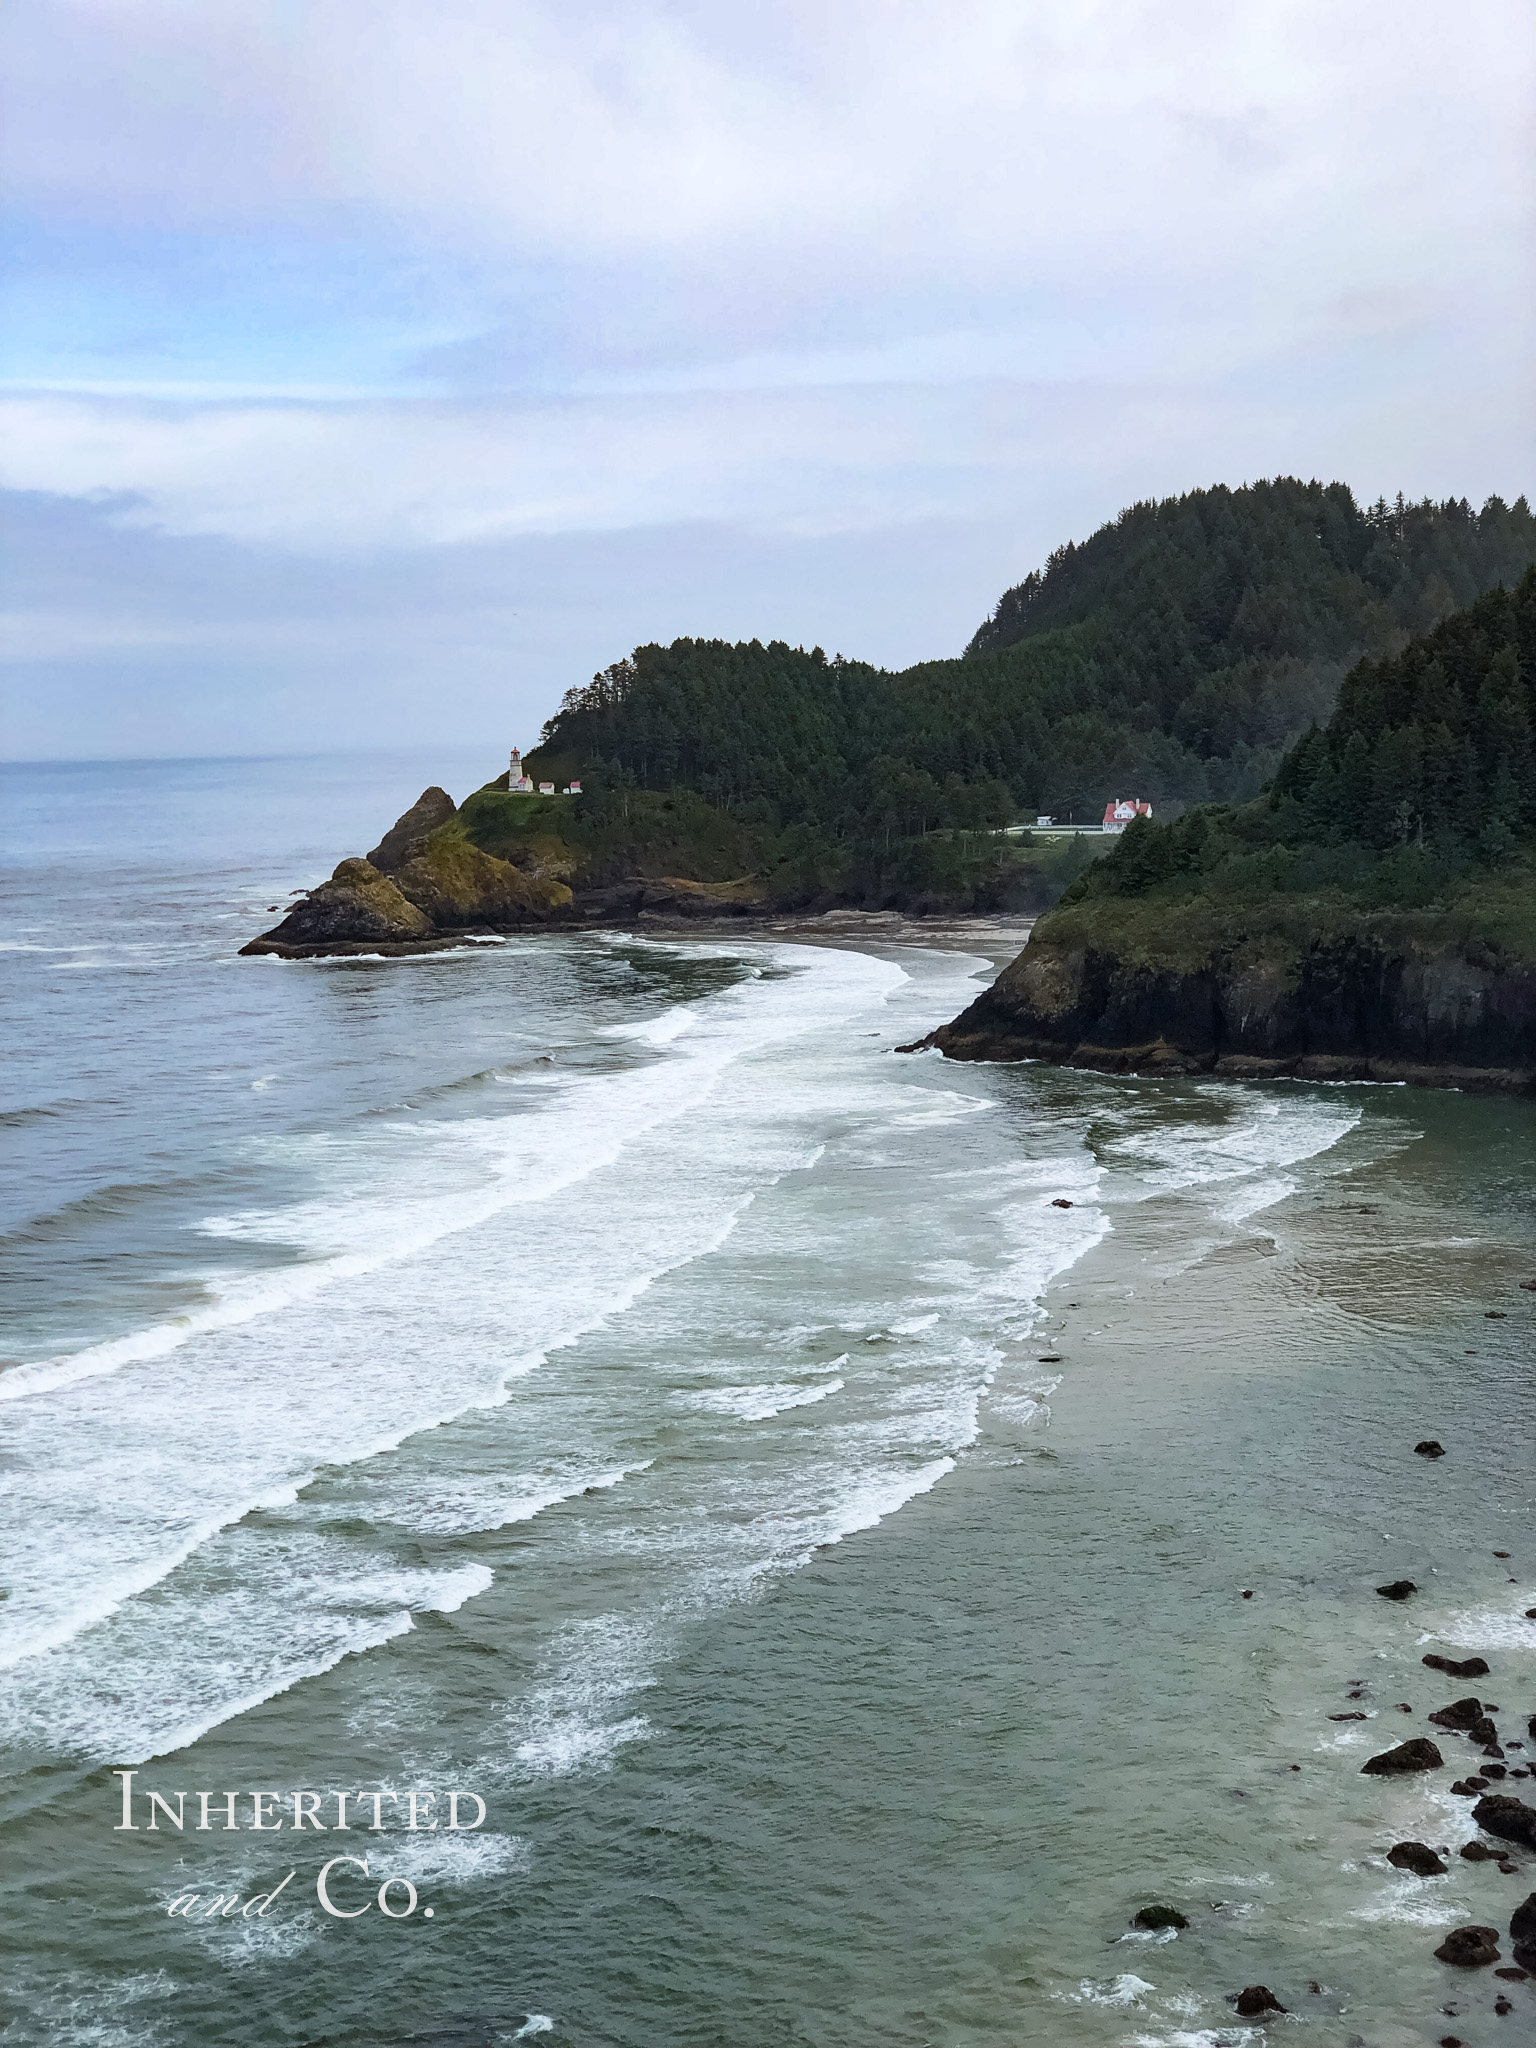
[599,1005,698,1044]
[1126,2033,1263,2048]
[375,1462,651,1537]
[371,1831,530,1884]
[1214,1173,1298,1226]
[1110,1091,1361,1207]
[6,929,1309,1789]
[1430,1608,1536,1651]
[1067,1972,1155,2007]
[681,1380,844,1420]
[6,943,978,1757]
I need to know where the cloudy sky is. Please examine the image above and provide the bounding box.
[1,0,1531,760]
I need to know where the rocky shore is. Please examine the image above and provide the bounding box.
[239,786,772,958]
[910,912,1536,1094]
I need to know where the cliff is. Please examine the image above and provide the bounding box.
[921,886,1536,1091]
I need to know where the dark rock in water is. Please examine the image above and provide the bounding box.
[1434,1925,1501,1966]
[1389,1841,1449,1874]
[1416,1439,1447,1456]
[1050,1197,1073,1208]
[1461,1841,1504,1861]
[1471,1716,1503,1747]
[366,786,458,873]
[1498,1965,1532,1979]
[1424,1654,1491,1678]
[1511,1893,1536,1943]
[1232,1985,1286,2016]
[1377,1579,1417,1600]
[1486,1310,1509,1318]
[1484,1762,1509,1777]
[1362,1737,1443,1774]
[1474,1794,1536,1849]
[1329,1711,1369,1721]
[1497,1994,1515,2013]
[1451,1779,1488,1795]
[1430,1698,1486,1730]
[1399,1702,1415,1712]
[1515,1941,1536,1972]
[1132,1903,1188,1929]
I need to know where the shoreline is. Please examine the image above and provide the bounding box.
[953,1070,1536,2022]
[238,906,1039,960]
[920,1026,1536,1096]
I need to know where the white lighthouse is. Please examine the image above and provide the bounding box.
[509,747,534,794]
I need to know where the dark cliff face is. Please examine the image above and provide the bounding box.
[924,922,1536,1092]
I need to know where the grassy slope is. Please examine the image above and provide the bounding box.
[1033,850,1536,978]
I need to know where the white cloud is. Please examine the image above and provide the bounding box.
[1,0,1531,755]
[6,2,1531,288]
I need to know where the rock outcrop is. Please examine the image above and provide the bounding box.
[366,786,458,872]
[240,858,437,955]
[239,779,780,957]
[915,916,1536,1092]
[1434,1925,1501,1967]
[1361,1737,1443,1774]
[1473,1793,1536,1850]
[1232,1986,1286,2016]
[1387,1842,1448,1875]
[390,830,571,929]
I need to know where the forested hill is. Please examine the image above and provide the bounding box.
[541,481,1536,827]
[922,570,1536,1086]
[1069,563,1536,907]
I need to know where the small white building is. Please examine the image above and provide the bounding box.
[1102,798,1152,833]
[538,782,556,795]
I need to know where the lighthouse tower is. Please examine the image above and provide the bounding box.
[509,747,534,794]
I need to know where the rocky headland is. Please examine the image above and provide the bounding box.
[916,895,1536,1093]
[240,778,775,958]
[916,571,1536,1093]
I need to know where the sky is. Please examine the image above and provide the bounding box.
[1,1,1532,762]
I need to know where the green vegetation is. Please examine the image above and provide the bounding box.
[517,481,1534,912]
[455,773,1085,913]
[1044,566,1536,958]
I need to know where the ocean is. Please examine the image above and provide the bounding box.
[2,753,1534,2048]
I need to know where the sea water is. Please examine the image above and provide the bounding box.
[2,755,1534,2047]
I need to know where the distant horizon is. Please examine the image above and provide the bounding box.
[3,0,1531,761]
[8,467,1531,768]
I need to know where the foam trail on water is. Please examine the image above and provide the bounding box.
[0,946,916,1746]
